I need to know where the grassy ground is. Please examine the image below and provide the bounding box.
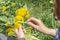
[0,0,57,40]
[22,0,57,40]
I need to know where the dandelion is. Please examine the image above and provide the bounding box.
[7,31,15,36]
[16,8,29,17]
[2,6,7,11]
[14,15,24,22]
[6,28,15,36]
[14,21,21,28]
[6,28,14,34]
[11,2,16,7]
[25,11,30,18]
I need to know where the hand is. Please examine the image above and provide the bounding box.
[27,17,46,32]
[14,26,26,40]
[27,17,56,36]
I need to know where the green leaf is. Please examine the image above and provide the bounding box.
[0,16,7,22]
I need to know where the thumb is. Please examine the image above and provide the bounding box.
[19,26,23,32]
[14,28,18,34]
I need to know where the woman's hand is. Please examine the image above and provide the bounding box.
[27,17,46,32]
[14,26,26,40]
[27,17,56,36]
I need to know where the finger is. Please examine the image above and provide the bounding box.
[27,22,38,29]
[19,26,26,33]
[22,27,26,33]
[19,26,25,38]
[19,26,23,32]
[27,17,36,22]
[27,17,40,25]
[19,26,25,34]
[14,28,18,34]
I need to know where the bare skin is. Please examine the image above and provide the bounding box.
[15,17,56,40]
[27,17,56,36]
[15,26,26,40]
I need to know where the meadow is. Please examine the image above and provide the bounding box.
[0,0,57,40]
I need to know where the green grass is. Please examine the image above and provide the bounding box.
[26,0,57,40]
[0,0,57,40]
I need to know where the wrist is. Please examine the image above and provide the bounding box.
[38,26,56,36]
[17,35,25,39]
[43,28,56,36]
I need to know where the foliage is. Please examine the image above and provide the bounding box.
[0,0,57,40]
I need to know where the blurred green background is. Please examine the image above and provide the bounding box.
[0,0,57,40]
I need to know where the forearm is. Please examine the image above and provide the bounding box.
[37,26,56,36]
[42,27,56,36]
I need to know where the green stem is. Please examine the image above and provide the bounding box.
[18,21,27,24]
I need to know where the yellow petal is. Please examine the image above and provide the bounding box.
[14,15,24,22]
[14,22,20,28]
[16,8,27,16]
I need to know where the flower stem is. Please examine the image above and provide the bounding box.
[18,21,27,24]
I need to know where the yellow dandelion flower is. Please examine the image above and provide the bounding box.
[5,21,10,26]
[11,2,16,7]
[2,6,7,11]
[25,11,30,18]
[14,15,24,22]
[16,8,27,16]
[8,31,15,36]
[14,22,20,28]
[6,28,14,34]
[6,28,15,36]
